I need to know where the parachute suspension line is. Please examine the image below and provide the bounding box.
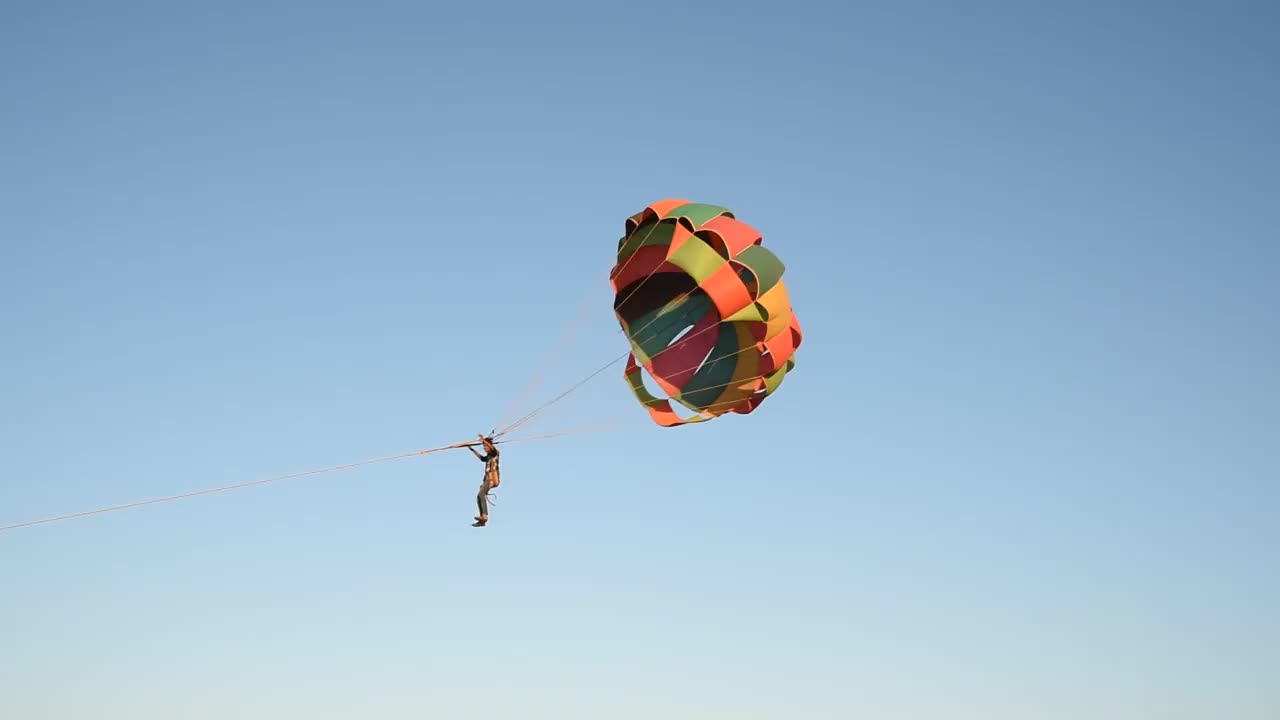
[607,217,668,314]
[496,296,792,438]
[488,286,675,440]
[497,422,637,445]
[494,350,630,438]
[488,218,669,436]
[493,299,721,438]
[489,277,604,435]
[507,363,785,441]
[0,435,558,534]
[491,217,692,439]
[493,301,704,437]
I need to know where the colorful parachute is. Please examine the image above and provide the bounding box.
[609,199,803,427]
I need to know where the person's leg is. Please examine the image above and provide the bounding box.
[475,482,489,521]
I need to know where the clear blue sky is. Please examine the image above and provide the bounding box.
[2,1,1277,717]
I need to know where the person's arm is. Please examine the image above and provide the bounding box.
[471,434,493,461]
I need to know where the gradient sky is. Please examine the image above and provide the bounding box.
[2,1,1277,718]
